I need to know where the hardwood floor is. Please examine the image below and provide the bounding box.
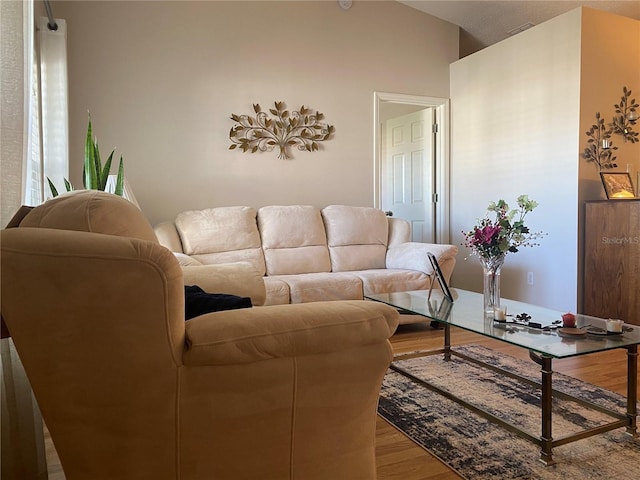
[44,320,637,479]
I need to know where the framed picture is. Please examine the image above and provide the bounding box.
[600,172,636,199]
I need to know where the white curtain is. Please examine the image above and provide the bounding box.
[0,1,68,219]
[36,15,68,201]
[0,0,31,225]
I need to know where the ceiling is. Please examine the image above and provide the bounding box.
[398,1,640,56]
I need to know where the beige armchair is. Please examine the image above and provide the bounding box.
[1,191,399,480]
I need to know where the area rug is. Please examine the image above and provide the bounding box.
[378,344,640,480]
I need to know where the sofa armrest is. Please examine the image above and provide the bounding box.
[386,242,458,281]
[182,300,399,366]
[182,262,266,306]
[154,221,184,253]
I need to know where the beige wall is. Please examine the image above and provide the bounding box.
[578,7,640,311]
[55,0,458,224]
[450,7,639,312]
[580,8,640,191]
[579,7,640,198]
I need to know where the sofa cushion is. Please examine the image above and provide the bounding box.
[350,269,431,296]
[175,206,266,275]
[321,205,388,272]
[387,217,411,246]
[182,262,267,307]
[263,277,291,306]
[268,272,363,303]
[258,206,331,275]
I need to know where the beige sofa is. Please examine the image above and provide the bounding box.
[155,205,458,320]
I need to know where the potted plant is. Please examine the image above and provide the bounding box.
[48,114,125,197]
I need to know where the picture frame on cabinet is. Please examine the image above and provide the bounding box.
[600,172,636,199]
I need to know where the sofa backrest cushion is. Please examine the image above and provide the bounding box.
[321,205,388,272]
[257,206,331,275]
[387,217,411,246]
[175,207,266,275]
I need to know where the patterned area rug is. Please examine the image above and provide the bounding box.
[378,344,640,480]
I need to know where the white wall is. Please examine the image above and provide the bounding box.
[450,8,583,312]
[55,0,458,225]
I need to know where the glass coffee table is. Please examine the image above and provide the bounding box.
[365,288,639,465]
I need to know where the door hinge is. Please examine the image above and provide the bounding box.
[432,123,438,134]
[432,193,438,203]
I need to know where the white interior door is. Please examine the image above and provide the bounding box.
[381,108,435,243]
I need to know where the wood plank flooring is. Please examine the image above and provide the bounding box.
[44,320,637,480]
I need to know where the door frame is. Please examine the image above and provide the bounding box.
[373,92,451,244]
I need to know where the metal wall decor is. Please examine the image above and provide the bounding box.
[582,86,638,170]
[611,86,638,143]
[582,111,618,170]
[229,102,335,159]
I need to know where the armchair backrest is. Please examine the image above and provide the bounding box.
[1,191,186,479]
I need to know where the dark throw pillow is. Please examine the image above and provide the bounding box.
[184,285,252,320]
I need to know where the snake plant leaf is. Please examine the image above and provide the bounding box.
[64,178,73,192]
[93,140,103,189]
[114,157,125,196]
[47,177,59,197]
[84,118,97,189]
[99,150,115,191]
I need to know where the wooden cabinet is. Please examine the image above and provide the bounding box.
[584,200,639,325]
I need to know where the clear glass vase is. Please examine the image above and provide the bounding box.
[481,255,505,319]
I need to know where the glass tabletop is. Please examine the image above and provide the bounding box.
[365,289,640,359]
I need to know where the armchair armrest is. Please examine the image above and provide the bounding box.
[182,262,266,306]
[386,242,458,281]
[183,300,399,366]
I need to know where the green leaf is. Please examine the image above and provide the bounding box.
[84,115,98,189]
[64,178,73,192]
[47,177,59,197]
[100,150,115,191]
[114,157,125,196]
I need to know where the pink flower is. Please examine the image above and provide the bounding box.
[473,225,501,247]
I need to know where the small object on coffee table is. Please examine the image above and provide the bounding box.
[561,312,576,328]
[494,307,507,321]
[606,319,624,333]
[558,327,587,336]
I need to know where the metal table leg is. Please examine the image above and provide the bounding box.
[530,351,555,465]
[627,344,638,437]
[443,324,451,361]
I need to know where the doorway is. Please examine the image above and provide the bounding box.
[373,92,450,244]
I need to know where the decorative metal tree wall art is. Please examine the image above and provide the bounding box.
[582,111,618,170]
[582,86,639,170]
[610,86,638,143]
[229,102,335,159]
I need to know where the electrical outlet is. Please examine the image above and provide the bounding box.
[527,272,534,285]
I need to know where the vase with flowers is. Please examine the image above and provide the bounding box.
[462,195,545,318]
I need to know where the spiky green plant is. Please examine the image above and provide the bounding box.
[48,114,125,197]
